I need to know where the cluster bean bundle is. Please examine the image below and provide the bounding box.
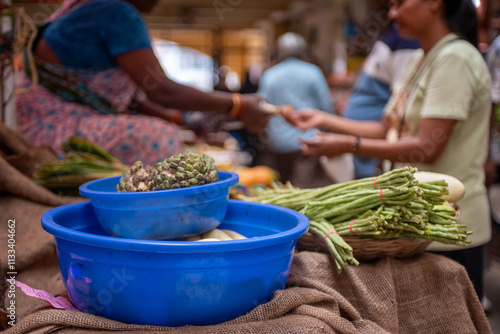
[238,167,471,273]
[34,136,129,187]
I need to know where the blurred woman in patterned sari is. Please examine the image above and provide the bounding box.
[16,0,269,165]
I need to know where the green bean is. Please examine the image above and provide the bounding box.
[237,167,471,273]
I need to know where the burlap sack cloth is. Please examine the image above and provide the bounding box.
[0,123,492,333]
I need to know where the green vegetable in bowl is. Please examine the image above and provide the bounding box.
[180,228,248,242]
[220,229,247,240]
[116,152,218,192]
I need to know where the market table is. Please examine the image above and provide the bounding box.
[0,144,492,334]
[0,197,491,334]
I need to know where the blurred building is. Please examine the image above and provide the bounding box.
[3,0,497,124]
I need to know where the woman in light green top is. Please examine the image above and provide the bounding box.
[287,0,491,301]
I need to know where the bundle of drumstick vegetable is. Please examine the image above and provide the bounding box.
[238,167,468,273]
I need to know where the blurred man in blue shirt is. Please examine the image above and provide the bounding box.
[258,32,334,187]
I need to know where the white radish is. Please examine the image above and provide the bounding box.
[196,238,220,242]
[220,229,247,240]
[201,229,233,241]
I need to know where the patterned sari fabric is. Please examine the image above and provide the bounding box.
[16,62,182,166]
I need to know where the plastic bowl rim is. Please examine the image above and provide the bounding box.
[41,200,310,253]
[79,170,239,200]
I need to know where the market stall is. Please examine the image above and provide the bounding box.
[0,124,492,333]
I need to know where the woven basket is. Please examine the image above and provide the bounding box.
[296,233,431,261]
[296,205,461,262]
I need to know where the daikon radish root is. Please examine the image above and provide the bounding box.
[220,229,247,240]
[201,229,233,241]
[183,229,248,242]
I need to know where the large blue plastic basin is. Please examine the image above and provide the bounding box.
[79,171,238,240]
[41,200,309,327]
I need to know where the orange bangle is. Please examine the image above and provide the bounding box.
[171,110,182,125]
[229,93,244,117]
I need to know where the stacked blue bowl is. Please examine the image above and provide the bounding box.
[78,171,239,240]
[41,200,309,326]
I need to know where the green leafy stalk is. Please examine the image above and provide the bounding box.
[237,167,470,273]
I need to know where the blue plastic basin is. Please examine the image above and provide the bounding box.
[41,200,309,327]
[79,171,239,240]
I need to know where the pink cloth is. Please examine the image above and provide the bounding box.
[16,68,182,165]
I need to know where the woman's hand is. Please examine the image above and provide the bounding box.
[299,132,353,157]
[286,108,328,130]
[239,94,271,133]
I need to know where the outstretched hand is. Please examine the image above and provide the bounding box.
[285,108,327,130]
[239,94,271,133]
[299,132,353,157]
[239,97,296,133]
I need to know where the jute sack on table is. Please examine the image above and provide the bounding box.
[0,123,85,330]
[0,171,84,329]
[0,122,81,206]
[0,123,83,296]
[1,250,492,334]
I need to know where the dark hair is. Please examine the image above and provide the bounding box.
[443,0,478,48]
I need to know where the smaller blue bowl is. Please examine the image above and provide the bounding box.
[79,171,238,240]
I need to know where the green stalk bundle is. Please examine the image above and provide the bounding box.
[34,136,129,187]
[238,167,471,273]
